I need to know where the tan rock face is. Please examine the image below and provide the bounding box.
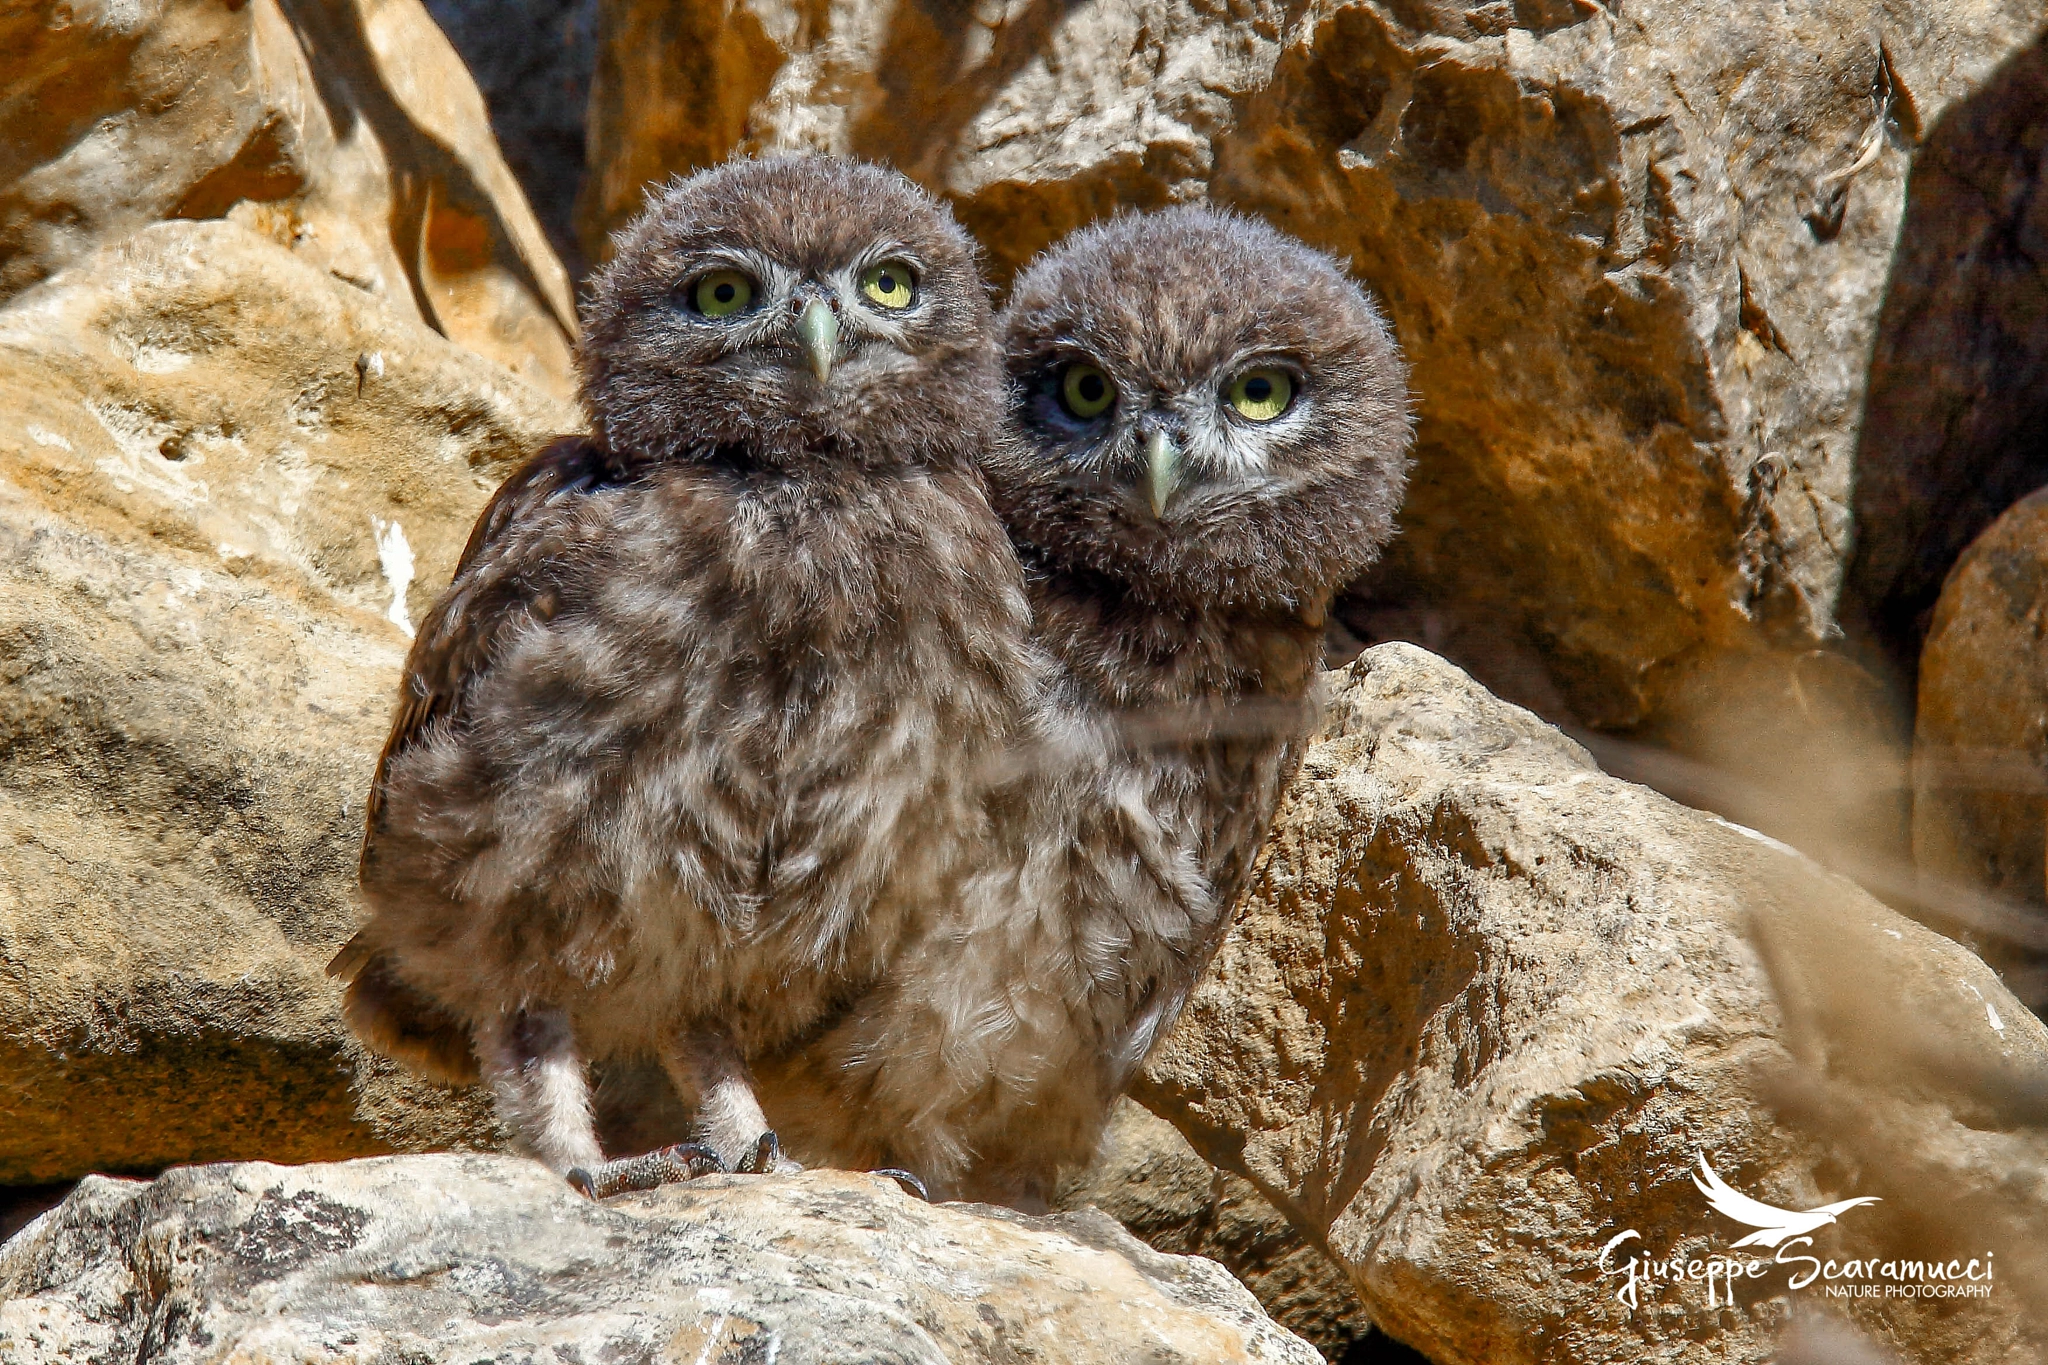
[1912,488,2048,1012]
[0,219,582,1184]
[583,0,2043,730]
[1057,1099,1376,1359]
[0,1158,1324,1363]
[1,0,579,398]
[1138,643,2048,1365]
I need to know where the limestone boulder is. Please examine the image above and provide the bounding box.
[1911,487,2048,1012]
[2,0,578,397]
[582,0,2045,734]
[0,1158,1323,1363]
[1137,643,2048,1365]
[1057,1099,1376,1360]
[0,219,582,1185]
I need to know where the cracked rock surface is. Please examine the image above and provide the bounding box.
[1057,1099,1377,1359]
[2,0,579,398]
[0,220,578,1185]
[0,1158,1322,1364]
[1138,643,2048,1365]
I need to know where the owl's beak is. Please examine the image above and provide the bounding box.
[796,298,839,382]
[1145,429,1182,520]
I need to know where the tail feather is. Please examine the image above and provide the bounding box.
[325,930,375,982]
[336,948,481,1086]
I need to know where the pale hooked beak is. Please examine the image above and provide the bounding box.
[1145,428,1182,520]
[797,298,839,381]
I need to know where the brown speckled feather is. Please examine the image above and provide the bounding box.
[359,438,624,843]
[330,156,1045,1176]
[755,207,1413,1206]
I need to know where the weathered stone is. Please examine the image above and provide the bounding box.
[1137,643,2048,1365]
[1576,643,1916,903]
[580,0,789,262]
[424,0,600,278]
[583,0,2045,734]
[0,1158,1324,1363]
[2,0,579,397]
[1847,36,2048,675]
[0,219,581,1185]
[1912,487,2048,1013]
[1058,1099,1377,1360]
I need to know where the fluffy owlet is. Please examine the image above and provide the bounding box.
[328,155,1040,1192]
[993,205,1411,922]
[753,207,1412,1206]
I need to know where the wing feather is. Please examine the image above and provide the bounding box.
[1818,1196,1882,1215]
[359,436,622,843]
[335,437,624,1059]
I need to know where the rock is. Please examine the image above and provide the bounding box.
[0,1158,1324,1363]
[423,0,600,278]
[1911,488,2048,1012]
[0,218,581,1185]
[1846,35,2048,676]
[579,0,787,262]
[1136,643,2048,1365]
[2,0,578,398]
[1058,1099,1376,1360]
[581,0,2043,733]
[0,1188,68,1246]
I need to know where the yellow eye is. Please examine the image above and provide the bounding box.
[1060,364,1115,419]
[860,261,916,309]
[1225,367,1295,421]
[692,270,754,318]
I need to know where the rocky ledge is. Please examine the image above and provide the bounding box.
[0,1157,1321,1363]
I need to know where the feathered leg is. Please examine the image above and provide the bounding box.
[662,1027,801,1174]
[473,1006,605,1175]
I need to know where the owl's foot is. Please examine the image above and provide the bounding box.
[660,1029,800,1174]
[567,1142,726,1199]
[734,1129,803,1175]
[871,1168,929,1201]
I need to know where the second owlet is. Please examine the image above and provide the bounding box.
[995,205,1412,918]
[756,206,1412,1206]
[327,155,1039,1193]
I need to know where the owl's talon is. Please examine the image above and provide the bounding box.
[573,1143,727,1198]
[735,1130,786,1175]
[871,1168,929,1201]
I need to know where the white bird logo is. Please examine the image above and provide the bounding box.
[1693,1154,1880,1248]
